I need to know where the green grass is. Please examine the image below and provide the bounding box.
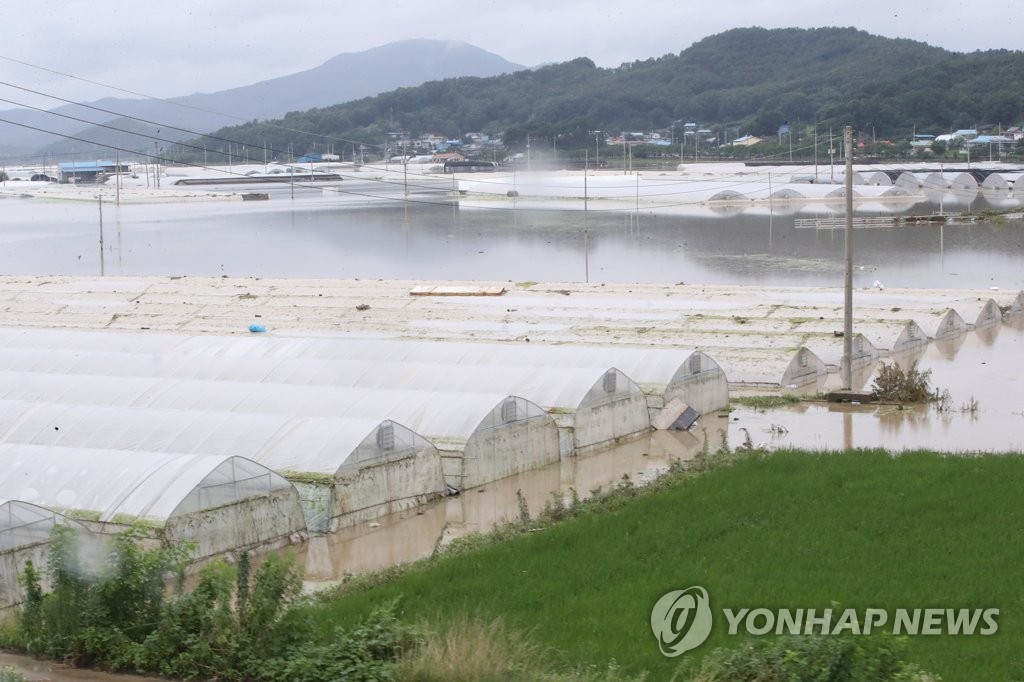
[732,395,802,409]
[307,450,1024,681]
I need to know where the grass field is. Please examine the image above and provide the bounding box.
[310,449,1024,680]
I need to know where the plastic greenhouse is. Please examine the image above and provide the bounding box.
[0,499,90,611]
[0,328,729,448]
[0,443,306,562]
[0,400,445,533]
[780,347,828,394]
[0,367,559,493]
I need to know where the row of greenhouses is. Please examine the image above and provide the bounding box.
[0,327,732,611]
[5,290,1021,611]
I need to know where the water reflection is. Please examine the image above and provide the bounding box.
[934,333,968,360]
[729,319,1024,453]
[1,190,1021,289]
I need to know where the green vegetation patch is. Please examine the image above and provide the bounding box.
[314,450,1024,681]
[732,394,801,409]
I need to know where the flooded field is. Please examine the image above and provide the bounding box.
[1,175,1023,656]
[731,316,1024,453]
[1,180,1022,289]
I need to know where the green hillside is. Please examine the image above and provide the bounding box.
[185,27,1024,160]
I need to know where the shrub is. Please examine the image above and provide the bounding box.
[258,601,413,682]
[871,362,937,403]
[10,525,408,681]
[690,634,940,681]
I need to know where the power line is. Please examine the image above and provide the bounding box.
[0,115,455,203]
[0,56,384,153]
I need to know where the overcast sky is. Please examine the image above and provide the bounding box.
[1,0,1019,109]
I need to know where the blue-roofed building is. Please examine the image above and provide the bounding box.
[57,161,130,184]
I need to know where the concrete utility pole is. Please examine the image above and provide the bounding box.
[842,125,854,390]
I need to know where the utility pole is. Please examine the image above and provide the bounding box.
[842,125,854,390]
[98,193,105,276]
[584,149,589,283]
[813,126,818,183]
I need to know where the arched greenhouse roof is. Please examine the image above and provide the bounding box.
[0,399,429,478]
[0,444,294,525]
[0,369,540,442]
[0,328,715,400]
[0,498,81,553]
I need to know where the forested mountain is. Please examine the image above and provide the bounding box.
[187,27,1024,159]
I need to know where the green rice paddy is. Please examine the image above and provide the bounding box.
[312,449,1024,680]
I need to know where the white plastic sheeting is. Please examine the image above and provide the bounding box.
[0,399,434,477]
[0,369,519,440]
[0,498,76,553]
[0,444,293,525]
[0,399,444,532]
[780,347,828,394]
[0,443,307,561]
[0,499,92,610]
[0,326,730,415]
[981,172,1024,190]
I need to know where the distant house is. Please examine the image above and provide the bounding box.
[968,135,1014,147]
[297,153,340,163]
[431,152,465,163]
[732,135,762,147]
[423,133,446,148]
[57,161,129,184]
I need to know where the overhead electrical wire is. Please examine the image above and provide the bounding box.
[0,116,462,207]
[0,53,382,151]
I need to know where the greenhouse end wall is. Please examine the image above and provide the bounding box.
[666,352,730,416]
[573,392,650,455]
[329,451,446,532]
[1,541,48,613]
[461,416,560,490]
[163,487,307,561]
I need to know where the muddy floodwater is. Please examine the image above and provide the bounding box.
[0,652,162,682]
[298,427,719,589]
[731,316,1024,453]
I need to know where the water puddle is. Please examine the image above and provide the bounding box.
[0,652,161,681]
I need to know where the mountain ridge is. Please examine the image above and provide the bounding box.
[0,39,525,158]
